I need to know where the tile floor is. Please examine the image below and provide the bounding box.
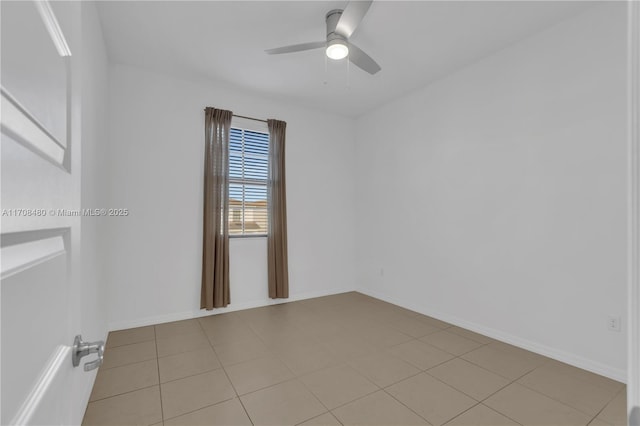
[82,292,627,426]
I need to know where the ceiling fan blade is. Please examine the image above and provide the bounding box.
[265,41,325,55]
[335,0,373,39]
[348,43,381,75]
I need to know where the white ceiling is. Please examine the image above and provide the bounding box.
[96,1,592,117]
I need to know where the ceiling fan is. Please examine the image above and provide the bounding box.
[265,0,381,75]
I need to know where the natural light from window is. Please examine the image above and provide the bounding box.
[229,127,269,236]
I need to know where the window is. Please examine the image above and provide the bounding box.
[229,127,269,236]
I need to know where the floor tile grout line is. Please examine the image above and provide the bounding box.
[457,351,537,382]
[159,347,211,360]
[420,367,508,404]
[100,354,159,371]
[476,402,525,426]
[378,386,436,425]
[441,401,525,426]
[593,393,626,425]
[234,375,297,398]
[218,353,277,370]
[514,375,618,419]
[296,364,382,414]
[105,337,156,350]
[160,395,237,424]
[574,384,627,425]
[540,366,625,394]
[156,327,208,338]
[87,382,160,404]
[419,342,489,358]
[89,340,160,403]
[294,411,342,426]
[211,345,299,395]
[156,330,209,343]
[345,361,420,389]
[415,339,470,359]
[198,317,256,426]
[154,320,207,338]
[416,352,516,399]
[102,338,156,351]
[158,365,225,386]
[476,366,536,404]
[445,328,498,345]
[392,364,502,414]
[440,401,484,426]
[158,343,215,360]
[449,350,514,378]
[477,367,601,423]
[152,329,167,423]
[419,327,489,343]
[468,377,514,404]
[324,387,382,413]
[380,369,428,390]
[403,350,457,373]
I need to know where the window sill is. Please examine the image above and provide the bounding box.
[229,234,267,239]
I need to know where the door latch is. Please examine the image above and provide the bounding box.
[72,335,105,371]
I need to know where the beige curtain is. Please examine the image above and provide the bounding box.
[201,107,232,310]
[267,119,289,299]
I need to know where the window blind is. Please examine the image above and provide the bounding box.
[229,127,269,235]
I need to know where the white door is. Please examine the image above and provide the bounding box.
[1,1,94,424]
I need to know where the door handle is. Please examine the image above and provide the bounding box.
[72,335,105,371]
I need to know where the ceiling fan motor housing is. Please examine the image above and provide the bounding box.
[326,9,346,43]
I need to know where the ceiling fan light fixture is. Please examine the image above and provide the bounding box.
[326,39,349,60]
[264,1,380,74]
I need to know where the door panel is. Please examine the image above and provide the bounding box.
[1,250,70,423]
[0,0,68,147]
[1,1,85,424]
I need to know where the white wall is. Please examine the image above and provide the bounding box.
[77,2,110,422]
[106,64,356,330]
[355,4,628,381]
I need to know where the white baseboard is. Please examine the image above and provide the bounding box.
[358,287,627,383]
[107,287,356,331]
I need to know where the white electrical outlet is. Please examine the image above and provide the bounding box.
[607,315,621,332]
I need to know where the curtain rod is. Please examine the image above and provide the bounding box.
[203,108,268,123]
[234,114,268,123]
